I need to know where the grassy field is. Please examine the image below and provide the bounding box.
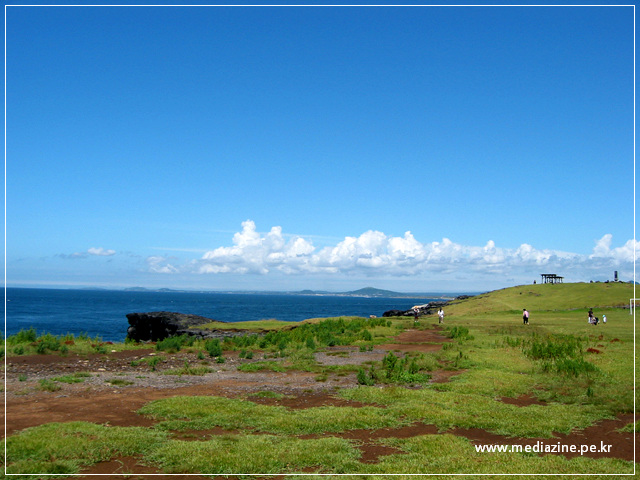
[3,281,636,478]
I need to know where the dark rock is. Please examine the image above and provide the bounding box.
[382,300,450,318]
[455,295,474,301]
[126,311,243,342]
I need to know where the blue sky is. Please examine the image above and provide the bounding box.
[5,5,636,292]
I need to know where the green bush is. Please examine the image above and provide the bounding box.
[7,327,37,344]
[156,334,194,353]
[357,367,375,386]
[446,326,473,341]
[205,338,223,357]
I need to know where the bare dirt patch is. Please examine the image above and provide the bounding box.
[378,327,452,353]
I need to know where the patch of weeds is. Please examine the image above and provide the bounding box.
[131,355,164,371]
[618,421,638,433]
[446,326,474,341]
[18,374,27,382]
[237,361,285,373]
[52,372,90,384]
[357,353,430,386]
[7,327,37,344]
[35,334,62,354]
[106,378,134,386]
[156,334,194,353]
[523,333,599,377]
[38,379,62,392]
[357,366,375,386]
[238,349,255,359]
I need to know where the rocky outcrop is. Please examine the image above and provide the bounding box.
[382,300,450,318]
[126,311,243,342]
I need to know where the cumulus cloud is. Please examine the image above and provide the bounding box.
[198,220,315,275]
[590,234,639,263]
[154,221,636,282]
[146,255,178,274]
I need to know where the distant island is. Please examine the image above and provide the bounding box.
[122,286,464,299]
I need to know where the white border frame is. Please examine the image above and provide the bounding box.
[3,3,637,477]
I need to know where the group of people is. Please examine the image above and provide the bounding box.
[521,307,608,326]
[412,307,445,324]
[588,308,607,325]
[413,305,607,327]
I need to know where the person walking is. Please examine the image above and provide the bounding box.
[438,307,445,324]
[522,308,529,325]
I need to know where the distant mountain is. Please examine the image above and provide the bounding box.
[293,287,437,298]
[344,287,405,297]
[124,287,184,292]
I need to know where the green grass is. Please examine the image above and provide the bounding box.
[339,386,605,438]
[4,282,635,477]
[364,434,632,475]
[146,435,360,474]
[4,422,168,477]
[138,395,405,435]
[446,282,633,315]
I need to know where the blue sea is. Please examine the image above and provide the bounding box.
[4,288,441,342]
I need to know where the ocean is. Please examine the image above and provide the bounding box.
[4,288,441,342]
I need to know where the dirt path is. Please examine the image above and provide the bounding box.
[3,325,638,477]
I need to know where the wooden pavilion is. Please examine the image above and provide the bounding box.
[540,274,564,284]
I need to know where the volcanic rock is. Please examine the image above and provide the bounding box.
[382,300,450,318]
[126,311,242,342]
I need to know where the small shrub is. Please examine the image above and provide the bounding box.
[156,335,192,353]
[446,326,473,341]
[8,327,37,344]
[357,367,375,386]
[205,338,223,358]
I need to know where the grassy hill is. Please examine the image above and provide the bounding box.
[446,282,633,316]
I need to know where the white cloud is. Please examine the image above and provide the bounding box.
[146,256,178,274]
[590,234,639,263]
[88,247,116,257]
[61,247,116,259]
[172,221,637,282]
